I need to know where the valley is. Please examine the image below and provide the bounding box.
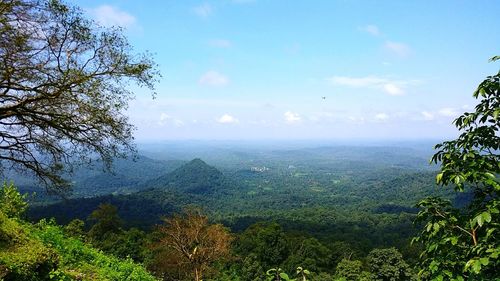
[21,142,461,266]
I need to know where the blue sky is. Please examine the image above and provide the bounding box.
[72,0,500,141]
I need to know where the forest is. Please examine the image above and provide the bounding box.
[3,141,496,280]
[1,0,499,280]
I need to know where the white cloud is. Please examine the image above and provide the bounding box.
[327,75,409,95]
[193,3,213,18]
[89,5,136,28]
[209,39,232,48]
[421,111,434,121]
[374,113,389,121]
[438,108,459,117]
[199,71,229,86]
[217,114,239,124]
[158,113,170,125]
[383,83,404,96]
[348,116,365,124]
[158,113,184,127]
[360,24,380,36]
[284,111,301,124]
[384,41,411,57]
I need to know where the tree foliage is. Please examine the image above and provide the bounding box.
[0,185,156,280]
[282,237,331,274]
[235,222,290,270]
[414,57,500,280]
[0,0,159,192]
[0,181,27,218]
[149,209,233,281]
[367,247,412,281]
[87,202,122,241]
[63,218,84,239]
[335,258,363,280]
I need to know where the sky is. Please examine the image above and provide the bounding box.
[71,0,500,141]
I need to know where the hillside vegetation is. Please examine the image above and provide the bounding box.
[0,184,157,281]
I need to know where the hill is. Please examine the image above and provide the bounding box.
[28,159,233,228]
[146,158,231,195]
[12,156,185,202]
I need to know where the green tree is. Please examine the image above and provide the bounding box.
[110,228,147,262]
[413,56,499,280]
[87,203,122,240]
[0,182,27,218]
[367,248,412,281]
[335,258,362,281]
[63,218,85,239]
[283,237,331,274]
[241,253,265,281]
[0,0,158,192]
[236,222,289,269]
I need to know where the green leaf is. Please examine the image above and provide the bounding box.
[450,236,458,245]
[426,223,433,232]
[429,260,439,271]
[436,173,443,183]
[479,257,489,266]
[266,269,277,276]
[279,272,290,280]
[481,212,492,223]
[484,172,496,180]
[489,55,500,62]
[493,109,500,120]
[433,222,440,231]
[475,214,484,227]
[472,260,481,274]
[464,259,474,270]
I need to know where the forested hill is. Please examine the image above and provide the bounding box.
[145,158,232,194]
[28,158,237,228]
[12,156,186,202]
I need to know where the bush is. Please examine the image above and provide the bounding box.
[0,211,59,281]
[0,184,158,281]
[0,182,28,219]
